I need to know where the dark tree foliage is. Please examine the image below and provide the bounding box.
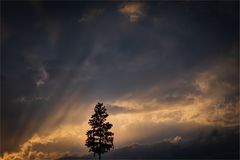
[85,102,114,160]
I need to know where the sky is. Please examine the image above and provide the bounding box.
[1,1,239,160]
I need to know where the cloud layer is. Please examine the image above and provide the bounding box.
[119,2,145,22]
[1,1,239,159]
[1,126,86,160]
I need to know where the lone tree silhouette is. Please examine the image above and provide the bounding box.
[85,102,114,160]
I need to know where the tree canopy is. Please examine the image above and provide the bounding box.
[85,102,114,160]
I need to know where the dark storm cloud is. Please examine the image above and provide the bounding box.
[103,128,239,159]
[78,8,104,23]
[106,104,136,115]
[1,1,239,158]
[79,126,239,159]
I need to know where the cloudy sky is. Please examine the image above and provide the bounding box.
[1,1,239,159]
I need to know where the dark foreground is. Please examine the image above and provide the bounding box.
[59,128,239,160]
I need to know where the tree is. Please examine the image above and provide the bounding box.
[85,102,114,160]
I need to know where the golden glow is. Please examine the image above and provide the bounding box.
[2,58,238,159]
[1,125,86,160]
[119,2,144,22]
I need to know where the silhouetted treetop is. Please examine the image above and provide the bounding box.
[85,102,114,160]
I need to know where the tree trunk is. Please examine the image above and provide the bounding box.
[98,153,101,160]
[99,136,102,160]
